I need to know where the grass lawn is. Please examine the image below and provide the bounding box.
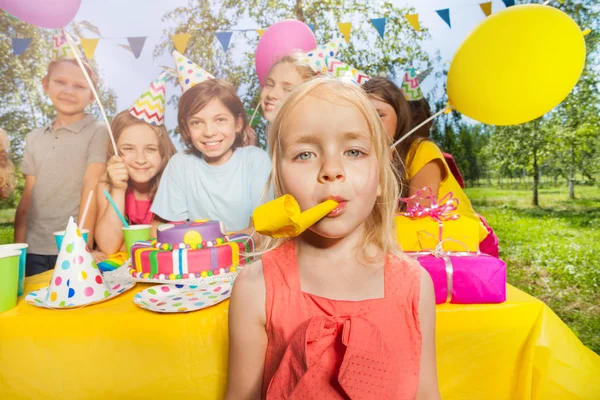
[466,185,600,354]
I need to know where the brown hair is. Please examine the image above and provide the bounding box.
[108,111,177,198]
[44,59,99,90]
[177,79,246,155]
[271,54,316,81]
[0,128,16,199]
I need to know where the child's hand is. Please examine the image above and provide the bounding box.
[106,155,129,190]
[91,250,108,263]
[243,126,258,147]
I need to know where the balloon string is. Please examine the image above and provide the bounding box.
[249,101,261,128]
[390,106,449,149]
[63,31,118,155]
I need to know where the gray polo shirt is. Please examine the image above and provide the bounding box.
[21,115,108,255]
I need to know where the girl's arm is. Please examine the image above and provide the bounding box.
[416,269,441,400]
[94,182,127,254]
[225,261,267,400]
[408,159,445,206]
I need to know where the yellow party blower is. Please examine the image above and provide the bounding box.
[252,195,339,238]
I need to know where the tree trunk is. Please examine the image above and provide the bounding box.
[569,145,575,200]
[295,0,305,21]
[532,149,539,206]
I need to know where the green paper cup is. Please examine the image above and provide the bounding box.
[54,229,89,252]
[0,244,28,296]
[123,225,152,254]
[0,250,21,313]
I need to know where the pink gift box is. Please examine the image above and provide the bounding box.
[412,253,506,304]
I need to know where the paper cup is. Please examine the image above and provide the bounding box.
[0,243,28,296]
[0,250,21,313]
[123,225,152,254]
[54,229,89,252]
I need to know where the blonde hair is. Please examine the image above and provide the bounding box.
[44,59,99,90]
[107,110,177,198]
[259,77,402,261]
[0,128,16,199]
[270,54,317,81]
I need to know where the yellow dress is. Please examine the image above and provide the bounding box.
[406,140,488,242]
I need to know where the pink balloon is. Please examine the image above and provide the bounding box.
[255,20,317,87]
[0,0,81,29]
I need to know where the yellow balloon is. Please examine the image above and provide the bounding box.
[447,4,586,126]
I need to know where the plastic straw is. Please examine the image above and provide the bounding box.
[79,190,94,227]
[103,189,129,228]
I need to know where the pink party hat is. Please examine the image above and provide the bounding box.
[172,50,215,93]
[301,38,346,74]
[400,66,424,101]
[325,57,370,85]
[52,31,82,61]
[128,72,167,126]
[43,217,114,307]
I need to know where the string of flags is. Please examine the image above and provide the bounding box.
[6,1,515,58]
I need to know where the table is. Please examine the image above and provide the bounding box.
[1,271,599,399]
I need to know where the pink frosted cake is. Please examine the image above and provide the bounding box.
[128,220,254,281]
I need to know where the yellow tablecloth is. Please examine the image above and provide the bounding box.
[0,271,599,400]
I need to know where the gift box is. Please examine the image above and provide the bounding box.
[395,215,480,252]
[412,253,506,304]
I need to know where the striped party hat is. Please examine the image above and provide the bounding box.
[400,67,424,101]
[325,57,370,85]
[52,31,82,61]
[172,50,215,93]
[128,73,167,126]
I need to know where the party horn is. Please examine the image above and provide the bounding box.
[252,195,338,238]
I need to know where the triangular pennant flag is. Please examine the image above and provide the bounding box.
[400,67,423,101]
[80,38,99,59]
[479,2,492,17]
[257,29,266,37]
[44,217,113,307]
[404,14,420,32]
[337,22,352,44]
[370,18,387,40]
[52,32,82,61]
[11,38,32,55]
[307,23,315,32]
[129,73,167,126]
[215,31,233,53]
[502,0,515,7]
[301,38,346,74]
[172,50,215,93]
[435,9,451,29]
[325,57,370,85]
[171,33,191,54]
[127,37,147,59]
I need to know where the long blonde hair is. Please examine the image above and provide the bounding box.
[107,111,177,198]
[259,77,402,260]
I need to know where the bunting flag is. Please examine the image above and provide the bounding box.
[370,17,387,39]
[129,72,167,126]
[215,31,233,52]
[404,14,421,32]
[502,0,515,7]
[479,2,492,17]
[400,67,423,101]
[81,38,99,59]
[172,50,215,93]
[308,23,315,32]
[301,38,346,74]
[171,33,191,54]
[337,22,352,44]
[11,38,32,55]
[436,9,451,29]
[326,57,370,85]
[127,37,147,59]
[257,29,266,37]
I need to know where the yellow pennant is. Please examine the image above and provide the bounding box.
[80,38,99,59]
[257,29,267,38]
[479,2,492,17]
[171,33,191,54]
[404,14,420,32]
[337,22,352,44]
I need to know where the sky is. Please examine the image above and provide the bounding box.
[73,0,512,145]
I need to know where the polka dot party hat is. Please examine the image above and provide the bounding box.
[52,31,82,61]
[172,50,215,93]
[301,38,346,74]
[128,72,167,126]
[44,217,114,307]
[324,56,370,85]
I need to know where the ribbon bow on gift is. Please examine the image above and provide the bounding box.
[266,315,392,399]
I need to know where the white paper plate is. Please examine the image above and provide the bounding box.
[133,280,234,313]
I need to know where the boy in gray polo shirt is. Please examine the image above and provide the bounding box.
[14,49,108,276]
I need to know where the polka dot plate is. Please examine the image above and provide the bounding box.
[133,280,234,313]
[25,275,136,309]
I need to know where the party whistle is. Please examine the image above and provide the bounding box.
[252,195,339,238]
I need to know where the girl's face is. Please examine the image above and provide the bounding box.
[369,97,397,140]
[187,99,242,166]
[278,93,381,240]
[43,61,94,117]
[260,62,304,122]
[118,124,162,184]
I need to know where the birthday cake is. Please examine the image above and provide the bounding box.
[128,220,254,281]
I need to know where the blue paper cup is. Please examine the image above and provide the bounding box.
[53,229,89,252]
[0,243,28,296]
